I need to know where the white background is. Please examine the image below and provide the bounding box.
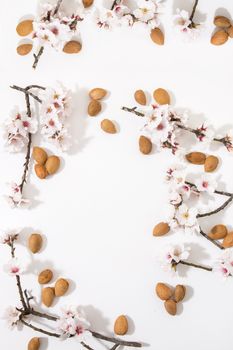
[1,0,233,349]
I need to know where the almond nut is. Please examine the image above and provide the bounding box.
[28,337,40,350]
[35,164,48,179]
[42,287,55,307]
[139,135,152,155]
[89,88,107,100]
[153,222,170,236]
[211,30,228,45]
[63,41,82,54]
[204,155,219,172]
[150,28,164,45]
[45,156,60,175]
[28,233,43,254]
[185,152,206,165]
[227,26,233,38]
[208,224,228,240]
[214,16,231,28]
[33,147,48,165]
[17,44,33,56]
[55,278,69,296]
[153,88,170,105]
[101,119,117,134]
[164,300,177,316]
[222,233,233,248]
[82,0,94,7]
[134,90,147,105]
[16,20,34,36]
[38,269,53,284]
[156,283,173,301]
[114,315,128,335]
[174,285,186,302]
[88,100,101,116]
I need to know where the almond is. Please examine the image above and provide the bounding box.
[214,16,231,28]
[45,156,60,175]
[208,224,228,240]
[174,285,186,302]
[55,278,69,296]
[88,100,102,116]
[63,41,82,54]
[114,315,128,335]
[204,155,219,172]
[153,222,170,237]
[82,0,94,7]
[38,269,53,284]
[164,300,177,316]
[134,90,147,105]
[101,119,117,134]
[156,283,173,301]
[16,20,34,37]
[139,135,152,155]
[150,28,164,45]
[222,232,233,248]
[42,287,55,307]
[153,88,170,105]
[32,147,48,165]
[185,152,206,165]
[227,26,233,38]
[89,88,107,100]
[35,164,48,179]
[17,43,33,56]
[28,233,43,254]
[211,30,229,45]
[28,337,40,350]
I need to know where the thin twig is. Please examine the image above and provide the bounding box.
[81,342,94,350]
[179,260,212,272]
[21,318,61,338]
[32,47,44,70]
[30,309,58,321]
[90,331,142,347]
[10,85,42,103]
[197,196,233,218]
[189,0,199,22]
[199,229,224,250]
[53,0,63,15]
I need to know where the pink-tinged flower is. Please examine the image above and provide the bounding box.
[194,174,217,194]
[195,124,214,143]
[3,258,24,276]
[213,249,233,278]
[57,306,90,340]
[96,8,118,29]
[172,203,200,234]
[0,229,20,245]
[173,9,203,41]
[5,183,30,209]
[133,0,157,23]
[221,130,233,152]
[3,306,21,328]
[158,244,190,273]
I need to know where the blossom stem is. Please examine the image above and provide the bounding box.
[90,331,142,347]
[21,318,61,337]
[189,0,199,22]
[111,0,119,10]
[179,260,212,272]
[11,85,43,103]
[32,46,44,70]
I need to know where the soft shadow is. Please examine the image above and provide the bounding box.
[82,305,110,334]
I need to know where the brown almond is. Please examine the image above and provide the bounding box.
[153,88,170,105]
[38,269,53,284]
[101,119,117,134]
[208,224,228,240]
[17,43,33,56]
[156,283,173,301]
[16,20,33,36]
[55,278,69,296]
[32,147,48,165]
[174,285,186,302]
[28,233,43,254]
[139,135,152,155]
[222,232,233,248]
[211,30,228,45]
[114,315,128,335]
[214,16,231,28]
[82,0,94,7]
[88,100,102,116]
[28,337,40,350]
[153,222,170,237]
[42,287,55,307]
[134,90,147,105]
[35,164,48,179]
[164,300,177,316]
[204,155,219,172]
[45,156,60,175]
[63,41,82,54]
[89,88,107,100]
[227,26,233,38]
[150,28,164,45]
[185,152,206,165]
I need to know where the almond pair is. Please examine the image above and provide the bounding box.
[185,152,219,172]
[211,16,233,46]
[155,282,186,316]
[42,278,69,307]
[208,224,233,248]
[33,147,60,179]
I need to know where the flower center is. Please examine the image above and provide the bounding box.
[157,123,164,131]
[23,121,29,128]
[11,267,19,274]
[202,181,208,188]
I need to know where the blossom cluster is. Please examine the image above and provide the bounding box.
[173,9,203,42]
[57,306,90,340]
[96,0,162,30]
[5,183,30,209]
[33,2,83,51]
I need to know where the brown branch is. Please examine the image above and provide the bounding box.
[81,342,94,350]
[21,318,61,338]
[32,47,44,70]
[197,195,233,218]
[90,331,142,348]
[122,106,145,117]
[10,85,43,103]
[199,229,224,250]
[179,260,212,272]
[189,0,199,22]
[53,0,63,15]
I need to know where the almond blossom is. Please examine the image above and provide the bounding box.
[3,307,21,328]
[213,249,233,278]
[0,229,20,245]
[133,0,161,28]
[158,244,190,273]
[194,174,217,194]
[57,306,90,339]
[5,183,30,209]
[173,9,203,41]
[3,258,24,276]
[170,203,200,234]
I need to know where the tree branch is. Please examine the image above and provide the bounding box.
[189,0,199,22]
[199,229,224,250]
[21,318,61,338]
[197,196,233,218]
[90,331,142,348]
[32,47,44,70]
[179,260,212,272]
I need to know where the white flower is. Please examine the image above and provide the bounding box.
[213,249,233,278]
[133,0,156,23]
[194,174,217,194]
[166,163,187,185]
[173,203,200,234]
[57,306,90,340]
[0,229,20,245]
[5,183,30,209]
[3,258,24,276]
[96,8,118,29]
[3,306,21,328]
[158,243,190,273]
[173,9,202,41]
